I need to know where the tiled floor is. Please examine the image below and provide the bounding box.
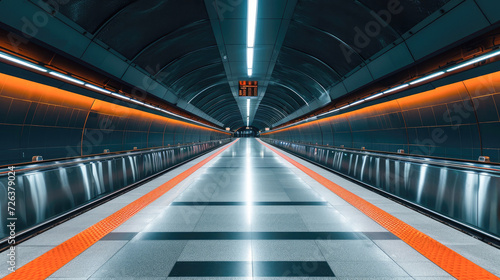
[2,138,499,279]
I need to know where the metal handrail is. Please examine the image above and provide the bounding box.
[262,139,500,174]
[0,139,230,175]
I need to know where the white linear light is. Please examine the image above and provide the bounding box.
[247,47,254,70]
[364,92,385,101]
[247,0,257,48]
[346,99,364,108]
[0,52,48,73]
[409,71,445,85]
[85,83,111,94]
[383,83,409,94]
[247,0,257,77]
[447,49,500,73]
[49,71,85,85]
[128,98,144,105]
[111,92,130,100]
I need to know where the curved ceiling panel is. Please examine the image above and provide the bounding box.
[260,90,302,115]
[277,47,341,88]
[30,0,464,131]
[165,63,225,94]
[156,48,222,89]
[95,0,209,59]
[133,23,217,70]
[50,0,136,34]
[293,0,399,59]
[283,21,364,76]
[182,77,228,102]
[359,0,453,35]
[270,64,321,101]
[188,83,242,127]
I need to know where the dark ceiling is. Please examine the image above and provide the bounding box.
[22,0,493,130]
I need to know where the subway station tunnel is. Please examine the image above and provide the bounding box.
[0,0,500,279]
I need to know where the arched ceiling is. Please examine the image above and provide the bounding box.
[50,0,245,128]
[14,0,494,131]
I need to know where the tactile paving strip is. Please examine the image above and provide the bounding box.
[259,139,499,280]
[1,140,238,280]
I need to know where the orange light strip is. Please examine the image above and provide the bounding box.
[1,139,238,280]
[262,70,500,136]
[258,139,499,280]
[0,73,230,135]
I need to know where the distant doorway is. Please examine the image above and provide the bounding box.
[234,126,259,138]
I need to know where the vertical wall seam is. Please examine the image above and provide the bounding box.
[80,100,96,157]
[461,81,484,157]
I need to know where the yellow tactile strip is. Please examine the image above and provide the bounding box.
[259,139,498,280]
[1,139,238,280]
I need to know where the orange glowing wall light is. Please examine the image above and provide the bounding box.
[262,70,500,135]
[0,72,230,135]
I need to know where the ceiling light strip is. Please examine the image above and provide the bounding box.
[49,71,85,85]
[247,0,257,77]
[0,52,47,73]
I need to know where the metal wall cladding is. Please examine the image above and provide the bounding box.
[263,71,500,163]
[0,140,230,240]
[263,139,500,239]
[0,73,230,166]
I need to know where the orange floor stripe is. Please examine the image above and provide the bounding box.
[2,140,238,280]
[259,139,499,280]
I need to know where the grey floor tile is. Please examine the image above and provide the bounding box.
[144,206,205,232]
[373,240,429,262]
[326,260,410,277]
[50,241,128,278]
[316,240,393,262]
[252,240,325,261]
[91,241,187,278]
[89,276,166,280]
[178,240,251,261]
[47,278,89,280]
[397,261,451,277]
[0,245,54,278]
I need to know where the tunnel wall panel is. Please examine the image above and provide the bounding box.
[263,71,500,163]
[0,73,230,166]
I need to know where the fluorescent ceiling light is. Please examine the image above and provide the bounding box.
[247,0,258,48]
[247,0,257,77]
[85,84,111,94]
[0,52,47,73]
[247,99,250,117]
[49,71,85,85]
[364,92,385,101]
[447,49,500,72]
[111,93,130,100]
[349,100,364,107]
[247,47,254,70]
[383,83,409,94]
[409,71,445,85]
[128,99,143,105]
